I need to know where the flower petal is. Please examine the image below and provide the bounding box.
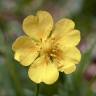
[14,49,39,66]
[63,47,81,64]
[12,35,40,66]
[12,35,38,51]
[23,11,53,41]
[28,56,59,84]
[55,47,81,72]
[63,64,76,74]
[61,29,80,47]
[51,18,80,47]
[53,18,75,35]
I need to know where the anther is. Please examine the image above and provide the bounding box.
[52,49,57,52]
[50,54,56,57]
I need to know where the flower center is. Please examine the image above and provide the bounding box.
[40,38,63,62]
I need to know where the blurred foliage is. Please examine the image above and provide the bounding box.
[0,0,96,96]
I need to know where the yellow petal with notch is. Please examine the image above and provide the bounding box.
[23,11,53,41]
[28,56,59,84]
[12,35,40,66]
[55,47,81,72]
[51,19,80,47]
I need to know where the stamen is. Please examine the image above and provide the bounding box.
[52,49,57,52]
[50,54,56,57]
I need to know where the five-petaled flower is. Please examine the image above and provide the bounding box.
[12,11,81,84]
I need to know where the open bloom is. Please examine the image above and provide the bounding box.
[12,11,81,84]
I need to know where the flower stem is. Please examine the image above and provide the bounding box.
[36,84,40,96]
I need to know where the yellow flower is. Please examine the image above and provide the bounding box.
[12,11,81,84]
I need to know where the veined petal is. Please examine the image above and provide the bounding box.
[14,48,39,66]
[51,18,80,47]
[12,35,39,51]
[63,47,81,64]
[52,18,75,36]
[63,64,76,74]
[60,29,80,47]
[12,35,40,66]
[14,49,39,66]
[58,59,76,73]
[23,11,53,41]
[55,47,81,72]
[28,56,59,84]
[52,29,80,47]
